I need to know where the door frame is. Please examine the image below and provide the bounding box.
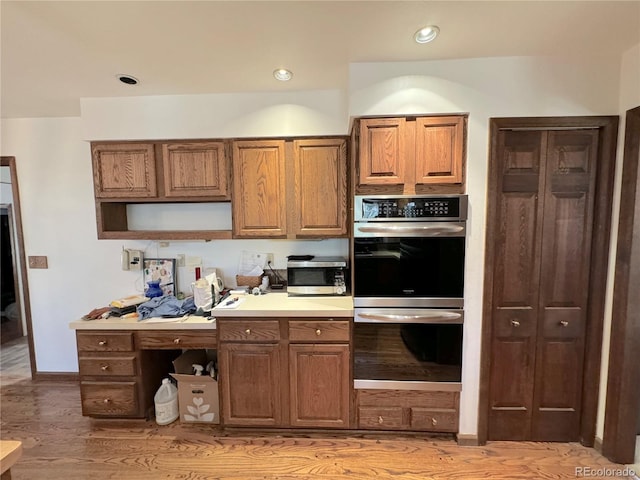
[0,203,23,342]
[602,106,640,464]
[0,156,36,377]
[478,116,619,445]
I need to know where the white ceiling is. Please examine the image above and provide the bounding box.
[2,0,639,119]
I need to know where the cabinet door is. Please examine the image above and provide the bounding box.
[415,116,464,184]
[232,140,287,237]
[289,344,350,428]
[161,141,229,199]
[358,118,406,185]
[219,343,283,426]
[293,139,348,237]
[91,143,157,198]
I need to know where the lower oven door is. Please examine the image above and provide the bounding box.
[353,308,463,391]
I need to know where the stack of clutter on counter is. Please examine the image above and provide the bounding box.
[109,295,149,317]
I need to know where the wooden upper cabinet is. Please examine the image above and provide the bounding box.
[92,143,157,198]
[232,140,287,238]
[293,138,348,237]
[161,141,229,199]
[415,116,464,184]
[359,117,406,185]
[356,115,466,194]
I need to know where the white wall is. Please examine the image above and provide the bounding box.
[0,53,630,438]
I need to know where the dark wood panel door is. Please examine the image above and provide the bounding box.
[487,128,599,441]
[532,130,598,441]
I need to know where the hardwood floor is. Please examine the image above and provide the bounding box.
[0,339,636,480]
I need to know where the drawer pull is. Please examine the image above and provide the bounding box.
[100,365,109,371]
[559,320,569,327]
[510,319,520,327]
[98,340,107,346]
[315,329,322,336]
[245,328,251,335]
[173,338,181,344]
[431,417,438,426]
[378,416,384,424]
[103,398,111,404]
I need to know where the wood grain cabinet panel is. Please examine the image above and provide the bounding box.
[356,115,466,194]
[80,381,139,417]
[92,143,157,199]
[288,320,350,342]
[135,330,217,349]
[78,356,137,376]
[76,332,134,352]
[232,140,287,238]
[161,141,229,198]
[289,344,350,428]
[293,138,348,237]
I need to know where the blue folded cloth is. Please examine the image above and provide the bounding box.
[137,295,196,320]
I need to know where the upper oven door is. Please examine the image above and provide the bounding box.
[353,222,465,307]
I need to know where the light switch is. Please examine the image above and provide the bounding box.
[28,256,48,269]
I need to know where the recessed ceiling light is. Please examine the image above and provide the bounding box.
[414,25,440,44]
[117,74,139,85]
[273,69,293,81]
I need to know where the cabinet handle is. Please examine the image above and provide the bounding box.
[431,417,438,426]
[559,320,569,327]
[173,338,181,344]
[98,340,107,346]
[510,319,520,327]
[103,398,111,404]
[315,329,322,336]
[100,365,109,371]
[378,416,384,424]
[245,328,251,335]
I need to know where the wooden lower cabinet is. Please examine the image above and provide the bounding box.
[76,330,214,419]
[218,317,352,429]
[356,389,460,433]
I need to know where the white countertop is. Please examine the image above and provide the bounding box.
[70,293,354,330]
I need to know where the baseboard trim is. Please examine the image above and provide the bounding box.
[33,372,79,382]
[594,436,603,453]
[457,434,480,446]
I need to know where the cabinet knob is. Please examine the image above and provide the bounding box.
[103,398,111,404]
[173,338,181,344]
[100,365,109,371]
[431,417,438,426]
[559,320,569,327]
[510,319,520,327]
[98,340,107,346]
[315,329,322,336]
[378,416,384,424]
[245,328,251,335]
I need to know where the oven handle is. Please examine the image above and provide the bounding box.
[355,224,465,235]
[355,311,462,323]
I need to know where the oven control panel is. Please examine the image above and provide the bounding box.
[355,195,467,221]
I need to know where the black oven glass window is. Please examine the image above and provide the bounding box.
[353,237,465,298]
[353,323,462,382]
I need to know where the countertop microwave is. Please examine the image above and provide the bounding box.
[286,256,348,296]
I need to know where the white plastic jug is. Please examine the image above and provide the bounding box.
[154,378,179,425]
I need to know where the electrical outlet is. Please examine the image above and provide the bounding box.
[266,253,274,265]
[177,254,185,267]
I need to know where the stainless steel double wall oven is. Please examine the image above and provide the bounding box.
[352,194,468,391]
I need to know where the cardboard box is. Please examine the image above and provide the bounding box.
[170,350,219,424]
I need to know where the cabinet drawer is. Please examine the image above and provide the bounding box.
[80,381,139,417]
[76,332,134,352]
[288,320,350,342]
[136,330,217,349]
[411,408,458,432]
[78,356,137,376]
[218,320,280,342]
[358,406,403,429]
